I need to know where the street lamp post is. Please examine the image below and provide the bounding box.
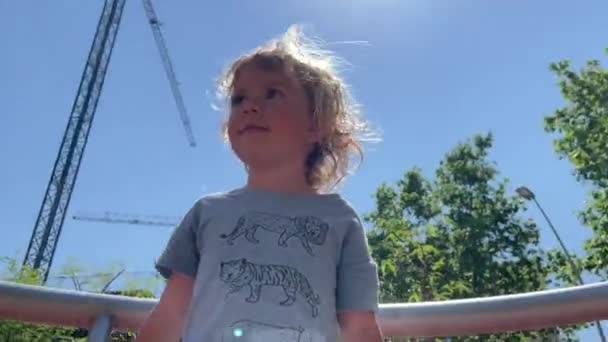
[516,186,606,342]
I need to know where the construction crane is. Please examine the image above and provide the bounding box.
[143,0,196,147]
[72,211,178,227]
[23,0,127,282]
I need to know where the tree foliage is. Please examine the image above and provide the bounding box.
[366,134,578,341]
[544,48,608,279]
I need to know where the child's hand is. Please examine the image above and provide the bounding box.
[338,310,383,342]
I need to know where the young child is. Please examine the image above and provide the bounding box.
[137,26,383,342]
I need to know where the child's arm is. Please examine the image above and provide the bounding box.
[336,215,384,341]
[338,310,383,341]
[137,200,202,341]
[136,272,194,342]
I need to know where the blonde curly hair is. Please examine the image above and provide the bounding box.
[217,25,376,191]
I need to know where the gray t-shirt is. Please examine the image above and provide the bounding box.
[156,187,379,342]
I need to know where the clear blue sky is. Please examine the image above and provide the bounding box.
[1,0,607,338]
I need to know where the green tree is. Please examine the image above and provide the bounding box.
[544,48,608,280]
[0,256,43,286]
[366,134,578,341]
[52,257,127,292]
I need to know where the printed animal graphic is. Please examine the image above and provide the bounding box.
[220,212,329,255]
[219,258,320,317]
[221,320,313,342]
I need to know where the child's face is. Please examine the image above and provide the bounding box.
[227,64,319,171]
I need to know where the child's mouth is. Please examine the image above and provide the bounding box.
[239,125,270,135]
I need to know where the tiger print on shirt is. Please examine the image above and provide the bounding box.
[219,212,329,256]
[219,258,320,318]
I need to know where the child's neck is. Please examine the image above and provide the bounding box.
[246,163,316,194]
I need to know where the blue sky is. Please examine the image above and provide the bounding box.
[1,0,607,338]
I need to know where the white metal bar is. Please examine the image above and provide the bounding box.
[379,281,608,337]
[0,280,155,331]
[0,280,607,338]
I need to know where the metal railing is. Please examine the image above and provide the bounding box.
[1,280,608,341]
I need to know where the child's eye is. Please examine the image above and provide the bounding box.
[266,88,281,99]
[231,94,244,105]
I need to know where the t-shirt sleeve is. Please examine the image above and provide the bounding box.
[336,216,380,312]
[155,201,202,280]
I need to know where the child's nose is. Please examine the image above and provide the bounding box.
[241,97,261,115]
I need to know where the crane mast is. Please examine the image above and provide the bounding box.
[23,0,127,282]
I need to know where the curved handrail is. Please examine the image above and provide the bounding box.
[379,281,608,337]
[0,280,607,338]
